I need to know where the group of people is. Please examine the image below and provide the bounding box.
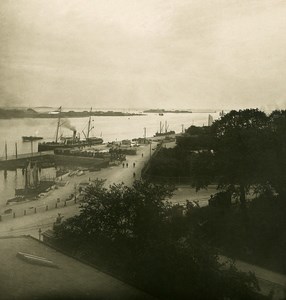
[122,161,136,178]
[122,162,136,168]
[121,152,144,179]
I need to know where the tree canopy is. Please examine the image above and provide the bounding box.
[54,180,263,299]
[191,109,286,208]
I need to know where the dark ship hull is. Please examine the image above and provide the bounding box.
[15,181,55,197]
[154,131,175,137]
[38,106,103,152]
[38,138,103,152]
[22,136,43,142]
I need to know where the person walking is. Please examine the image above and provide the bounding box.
[126,162,128,168]
[141,153,144,158]
[133,162,136,168]
[133,172,136,178]
[122,162,125,168]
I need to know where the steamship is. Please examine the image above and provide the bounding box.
[38,107,103,152]
[154,121,175,137]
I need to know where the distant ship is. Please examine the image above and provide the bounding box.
[22,136,43,142]
[38,107,103,152]
[154,121,175,137]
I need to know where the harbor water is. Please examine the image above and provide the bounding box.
[0,111,219,206]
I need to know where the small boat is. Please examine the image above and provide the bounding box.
[6,196,26,205]
[159,113,164,116]
[22,136,43,142]
[17,252,58,268]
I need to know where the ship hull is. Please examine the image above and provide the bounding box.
[154,131,175,137]
[38,138,103,152]
[22,136,43,142]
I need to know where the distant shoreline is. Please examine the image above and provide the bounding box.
[143,109,217,114]
[143,109,192,113]
[0,108,145,119]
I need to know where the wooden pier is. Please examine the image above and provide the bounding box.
[0,151,54,169]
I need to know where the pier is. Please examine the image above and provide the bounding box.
[0,151,54,169]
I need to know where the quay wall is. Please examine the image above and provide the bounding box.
[0,153,110,169]
[53,155,109,168]
[0,154,54,170]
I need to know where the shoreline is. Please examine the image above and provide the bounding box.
[0,112,146,119]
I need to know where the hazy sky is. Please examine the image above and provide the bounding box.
[1,0,286,110]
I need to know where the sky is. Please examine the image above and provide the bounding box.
[0,0,286,110]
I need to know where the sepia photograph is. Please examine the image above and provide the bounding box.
[0,1,286,299]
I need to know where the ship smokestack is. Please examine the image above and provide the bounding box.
[73,130,77,141]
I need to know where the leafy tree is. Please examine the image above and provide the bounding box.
[147,147,191,178]
[55,179,175,246]
[267,110,286,196]
[193,109,270,209]
[177,125,214,150]
[54,180,263,299]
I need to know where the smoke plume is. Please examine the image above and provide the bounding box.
[62,119,76,131]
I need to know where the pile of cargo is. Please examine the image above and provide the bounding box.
[54,148,111,159]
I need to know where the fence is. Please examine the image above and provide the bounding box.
[141,142,163,179]
[0,197,78,222]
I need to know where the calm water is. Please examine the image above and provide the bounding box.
[0,112,219,205]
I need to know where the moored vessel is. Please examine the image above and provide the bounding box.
[22,136,43,142]
[154,121,175,137]
[38,107,103,152]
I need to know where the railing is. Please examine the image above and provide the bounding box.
[141,142,163,179]
[0,197,78,222]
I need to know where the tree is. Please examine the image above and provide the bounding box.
[55,179,175,246]
[267,110,286,197]
[54,180,263,299]
[193,109,270,209]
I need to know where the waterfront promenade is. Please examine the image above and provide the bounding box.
[0,140,285,299]
[0,142,156,238]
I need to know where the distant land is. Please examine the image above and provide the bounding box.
[144,109,192,113]
[0,108,144,119]
[144,109,218,113]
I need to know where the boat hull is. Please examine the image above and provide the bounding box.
[22,136,43,142]
[38,138,103,152]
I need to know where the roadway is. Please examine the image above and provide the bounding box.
[0,140,285,299]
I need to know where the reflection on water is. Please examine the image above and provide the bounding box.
[0,112,220,207]
[0,112,219,157]
[0,167,56,206]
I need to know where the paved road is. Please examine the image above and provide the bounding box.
[0,142,156,238]
[1,141,285,299]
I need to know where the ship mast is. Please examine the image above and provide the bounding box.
[55,106,62,143]
[86,107,93,139]
[165,121,169,133]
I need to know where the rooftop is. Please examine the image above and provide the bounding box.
[0,235,155,300]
